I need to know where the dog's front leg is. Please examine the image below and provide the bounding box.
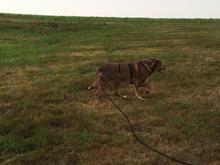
[133,85,144,100]
[136,80,151,94]
[144,79,151,94]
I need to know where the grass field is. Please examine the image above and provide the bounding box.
[0,13,220,164]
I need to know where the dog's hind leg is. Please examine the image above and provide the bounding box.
[89,72,104,95]
[88,70,102,90]
[95,84,102,95]
[95,72,110,96]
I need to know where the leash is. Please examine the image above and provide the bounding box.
[100,84,193,165]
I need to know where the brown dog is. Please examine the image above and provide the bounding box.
[88,58,165,100]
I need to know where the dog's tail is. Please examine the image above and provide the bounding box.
[88,70,101,90]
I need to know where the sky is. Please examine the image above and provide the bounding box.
[0,0,220,18]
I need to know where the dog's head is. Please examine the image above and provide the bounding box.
[148,58,166,73]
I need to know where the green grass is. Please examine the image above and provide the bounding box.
[0,13,220,164]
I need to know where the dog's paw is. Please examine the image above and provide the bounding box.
[122,95,127,99]
[88,86,95,90]
[137,96,145,100]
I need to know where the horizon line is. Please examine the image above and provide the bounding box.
[1,12,220,20]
